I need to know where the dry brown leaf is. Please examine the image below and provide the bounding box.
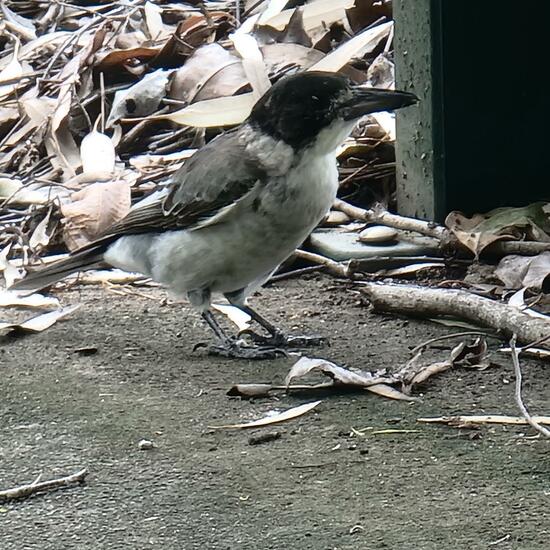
[399,338,490,393]
[29,207,54,250]
[61,181,131,250]
[0,291,60,309]
[285,356,394,388]
[230,32,270,99]
[446,203,550,257]
[365,383,417,401]
[266,0,354,33]
[95,47,160,73]
[209,400,322,429]
[156,93,256,128]
[310,20,393,72]
[496,251,550,291]
[262,43,324,73]
[169,43,247,103]
[107,69,171,126]
[0,304,80,334]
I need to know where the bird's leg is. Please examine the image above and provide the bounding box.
[201,310,286,360]
[237,305,326,348]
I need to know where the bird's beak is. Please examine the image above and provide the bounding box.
[339,86,418,120]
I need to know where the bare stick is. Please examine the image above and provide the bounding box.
[333,198,446,240]
[362,282,550,349]
[295,249,353,279]
[410,330,499,355]
[0,468,88,502]
[510,335,550,438]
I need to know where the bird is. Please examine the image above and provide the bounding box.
[12,71,417,359]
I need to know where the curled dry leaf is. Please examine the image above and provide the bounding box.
[285,356,394,388]
[310,20,393,72]
[399,338,490,393]
[60,180,131,250]
[209,400,322,429]
[29,207,54,251]
[445,203,550,258]
[284,356,414,401]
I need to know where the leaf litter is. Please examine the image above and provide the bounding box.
[0,0,548,430]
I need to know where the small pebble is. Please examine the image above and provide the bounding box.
[138,439,155,450]
[358,225,398,244]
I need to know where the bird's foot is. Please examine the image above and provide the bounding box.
[207,340,288,360]
[240,330,327,348]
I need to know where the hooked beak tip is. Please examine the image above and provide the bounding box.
[340,87,418,120]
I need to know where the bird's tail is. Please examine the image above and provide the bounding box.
[10,242,109,291]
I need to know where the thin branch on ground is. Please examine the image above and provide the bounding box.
[509,335,550,438]
[0,468,88,502]
[410,330,500,355]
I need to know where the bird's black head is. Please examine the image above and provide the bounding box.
[249,71,417,150]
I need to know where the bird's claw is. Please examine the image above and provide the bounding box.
[208,341,288,360]
[239,330,327,348]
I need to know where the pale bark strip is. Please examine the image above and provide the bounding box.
[0,468,88,502]
[510,335,550,437]
[361,282,550,349]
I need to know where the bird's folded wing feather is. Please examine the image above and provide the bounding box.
[101,130,264,239]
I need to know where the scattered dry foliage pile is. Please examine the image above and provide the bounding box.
[0,1,548,441]
[0,0,396,267]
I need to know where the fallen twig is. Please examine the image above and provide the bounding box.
[509,335,550,437]
[362,282,550,349]
[418,415,550,426]
[0,468,88,502]
[410,330,499,354]
[295,249,354,279]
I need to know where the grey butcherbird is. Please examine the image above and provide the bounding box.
[12,71,417,359]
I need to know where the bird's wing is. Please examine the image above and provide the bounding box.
[101,130,265,238]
